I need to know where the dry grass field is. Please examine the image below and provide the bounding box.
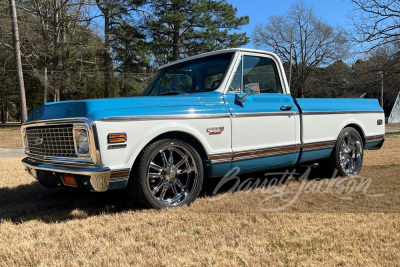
[0,127,22,148]
[0,136,399,265]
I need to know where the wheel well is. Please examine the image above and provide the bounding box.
[344,124,366,147]
[132,131,212,178]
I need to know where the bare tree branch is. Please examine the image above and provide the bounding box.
[253,1,348,97]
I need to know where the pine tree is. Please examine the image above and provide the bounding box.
[112,22,153,96]
[146,0,249,64]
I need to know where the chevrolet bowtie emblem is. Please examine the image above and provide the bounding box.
[35,137,44,145]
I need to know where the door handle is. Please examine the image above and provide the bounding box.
[280,105,294,111]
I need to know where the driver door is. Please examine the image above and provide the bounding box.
[224,53,300,173]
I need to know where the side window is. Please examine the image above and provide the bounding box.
[243,56,283,94]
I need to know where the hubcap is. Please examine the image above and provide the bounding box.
[146,144,198,206]
[339,132,363,175]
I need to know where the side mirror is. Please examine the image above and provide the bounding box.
[235,83,260,103]
[245,83,260,94]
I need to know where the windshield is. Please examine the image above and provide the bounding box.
[143,52,234,96]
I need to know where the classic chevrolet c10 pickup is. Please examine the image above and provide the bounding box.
[21,48,385,208]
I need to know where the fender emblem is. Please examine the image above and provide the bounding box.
[207,126,224,135]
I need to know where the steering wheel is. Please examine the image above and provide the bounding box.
[210,80,221,89]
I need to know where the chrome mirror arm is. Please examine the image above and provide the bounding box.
[235,89,254,103]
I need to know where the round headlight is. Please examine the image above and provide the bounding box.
[75,129,89,154]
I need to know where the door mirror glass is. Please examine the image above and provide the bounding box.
[245,83,260,94]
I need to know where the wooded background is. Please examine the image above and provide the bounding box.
[1,0,399,122]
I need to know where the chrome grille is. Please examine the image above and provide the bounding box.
[26,125,76,158]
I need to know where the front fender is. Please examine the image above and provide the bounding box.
[94,116,232,171]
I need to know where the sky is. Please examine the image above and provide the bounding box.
[228,0,357,49]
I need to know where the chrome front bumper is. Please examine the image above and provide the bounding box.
[22,157,111,192]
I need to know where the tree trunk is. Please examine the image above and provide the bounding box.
[1,95,5,124]
[9,0,27,123]
[172,27,180,61]
[44,67,48,104]
[103,14,111,98]
[172,1,180,61]
[53,0,60,102]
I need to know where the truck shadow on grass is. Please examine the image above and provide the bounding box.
[0,183,137,224]
[0,165,324,224]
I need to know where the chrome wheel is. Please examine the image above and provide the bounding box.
[339,131,363,175]
[146,144,199,206]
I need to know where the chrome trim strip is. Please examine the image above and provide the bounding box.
[302,111,384,115]
[234,145,300,158]
[232,149,300,162]
[210,152,233,164]
[210,141,338,164]
[22,157,106,172]
[302,140,336,152]
[232,112,298,118]
[22,157,110,192]
[22,117,94,126]
[110,169,130,183]
[109,177,129,183]
[107,144,127,150]
[210,145,301,164]
[365,135,385,144]
[211,158,232,164]
[110,169,130,175]
[25,154,94,166]
[303,145,335,152]
[97,113,231,122]
[365,134,385,140]
[366,138,384,144]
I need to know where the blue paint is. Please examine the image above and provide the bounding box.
[27,92,226,122]
[27,91,383,123]
[211,162,232,177]
[89,105,230,121]
[231,153,295,174]
[108,181,128,190]
[365,141,381,149]
[224,93,300,114]
[298,149,333,164]
[296,98,383,113]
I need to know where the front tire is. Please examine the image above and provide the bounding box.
[129,139,203,209]
[319,127,364,177]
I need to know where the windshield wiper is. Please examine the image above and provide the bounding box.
[160,91,184,96]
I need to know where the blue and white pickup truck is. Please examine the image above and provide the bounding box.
[21,48,385,208]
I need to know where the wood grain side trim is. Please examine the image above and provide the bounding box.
[302,140,336,152]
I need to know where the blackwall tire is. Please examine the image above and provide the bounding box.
[128,139,203,209]
[319,127,364,177]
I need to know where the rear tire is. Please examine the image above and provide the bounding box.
[128,139,203,209]
[319,127,364,177]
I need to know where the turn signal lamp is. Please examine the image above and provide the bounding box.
[108,133,127,144]
[61,175,78,187]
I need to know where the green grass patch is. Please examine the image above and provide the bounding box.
[385,135,400,139]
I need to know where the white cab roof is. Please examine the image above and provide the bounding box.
[158,48,278,69]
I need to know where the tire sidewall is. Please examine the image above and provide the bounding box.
[334,127,363,176]
[138,139,203,209]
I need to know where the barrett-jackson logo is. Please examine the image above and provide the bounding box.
[206,126,224,135]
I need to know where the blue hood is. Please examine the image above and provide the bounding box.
[27,93,226,122]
